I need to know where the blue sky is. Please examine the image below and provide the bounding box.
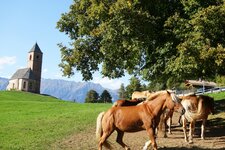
[0,0,133,89]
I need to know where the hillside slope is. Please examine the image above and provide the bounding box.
[0,77,8,90]
[0,91,111,150]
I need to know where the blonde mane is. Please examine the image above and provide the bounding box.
[146,90,167,101]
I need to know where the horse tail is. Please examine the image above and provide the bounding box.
[96,112,112,149]
[96,112,105,140]
[182,96,207,121]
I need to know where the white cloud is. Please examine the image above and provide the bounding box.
[43,68,48,73]
[92,77,123,90]
[0,56,16,69]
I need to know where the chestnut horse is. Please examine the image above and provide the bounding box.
[181,94,214,143]
[113,97,171,138]
[96,90,185,150]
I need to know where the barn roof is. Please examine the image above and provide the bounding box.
[185,80,217,88]
[10,68,36,80]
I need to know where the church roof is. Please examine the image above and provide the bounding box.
[29,43,43,54]
[10,68,36,80]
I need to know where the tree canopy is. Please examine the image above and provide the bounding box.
[99,90,112,103]
[85,90,99,103]
[57,0,225,83]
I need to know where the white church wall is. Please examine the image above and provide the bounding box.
[6,79,19,91]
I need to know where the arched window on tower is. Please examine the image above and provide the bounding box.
[30,55,32,60]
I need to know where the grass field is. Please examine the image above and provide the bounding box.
[0,91,111,150]
[207,91,225,101]
[0,91,224,150]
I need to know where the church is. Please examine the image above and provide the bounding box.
[6,43,43,94]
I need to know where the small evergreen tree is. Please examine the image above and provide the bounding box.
[125,77,142,99]
[129,77,142,91]
[118,83,126,99]
[125,84,133,99]
[99,90,112,103]
[85,90,99,103]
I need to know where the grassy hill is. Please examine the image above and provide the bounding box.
[0,91,111,150]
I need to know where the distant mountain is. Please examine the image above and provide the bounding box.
[0,77,8,90]
[0,77,119,103]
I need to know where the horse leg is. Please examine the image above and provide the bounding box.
[166,117,172,134]
[182,116,188,142]
[188,120,195,144]
[98,124,114,150]
[145,127,157,150]
[116,130,130,150]
[165,110,173,134]
[177,114,182,126]
[143,140,151,150]
[158,113,167,138]
[201,119,206,140]
[98,131,112,150]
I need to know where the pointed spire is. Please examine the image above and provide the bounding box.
[29,42,43,54]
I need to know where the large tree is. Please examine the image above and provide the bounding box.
[99,90,112,103]
[85,90,99,103]
[57,0,225,83]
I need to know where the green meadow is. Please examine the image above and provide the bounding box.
[207,91,225,101]
[0,91,224,150]
[0,91,111,150]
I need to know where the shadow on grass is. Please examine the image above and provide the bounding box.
[214,99,225,113]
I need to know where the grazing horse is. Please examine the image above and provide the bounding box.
[96,90,185,150]
[181,94,214,143]
[112,98,144,107]
[131,90,151,100]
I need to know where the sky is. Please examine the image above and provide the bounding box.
[0,0,133,90]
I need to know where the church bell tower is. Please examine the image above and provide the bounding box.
[27,43,43,93]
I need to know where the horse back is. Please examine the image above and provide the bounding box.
[181,94,214,120]
[198,95,215,114]
[103,104,153,132]
[113,99,143,107]
[132,91,149,100]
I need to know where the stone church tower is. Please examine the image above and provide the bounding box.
[27,43,43,93]
[7,43,43,93]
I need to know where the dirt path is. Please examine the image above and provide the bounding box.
[54,101,225,150]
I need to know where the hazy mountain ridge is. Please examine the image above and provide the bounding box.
[0,77,8,90]
[0,77,119,103]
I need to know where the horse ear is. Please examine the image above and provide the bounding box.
[166,90,171,94]
[167,90,175,94]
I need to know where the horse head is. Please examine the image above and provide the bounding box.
[166,90,185,115]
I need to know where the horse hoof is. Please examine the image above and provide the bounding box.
[163,134,168,138]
